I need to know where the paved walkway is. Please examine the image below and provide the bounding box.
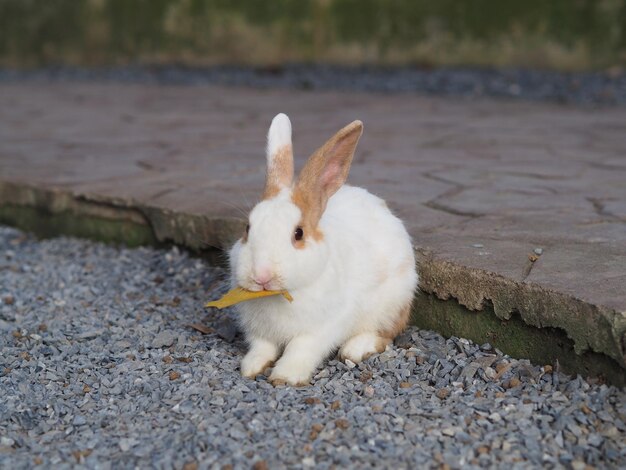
[0,83,625,373]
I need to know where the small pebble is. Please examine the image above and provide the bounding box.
[504,377,521,389]
[119,438,136,452]
[335,419,350,430]
[152,330,176,348]
[72,415,86,426]
[252,461,269,470]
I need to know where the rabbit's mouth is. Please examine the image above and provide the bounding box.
[244,276,285,293]
[248,283,282,292]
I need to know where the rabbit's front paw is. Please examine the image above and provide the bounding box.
[269,359,312,387]
[241,353,274,379]
[241,338,279,379]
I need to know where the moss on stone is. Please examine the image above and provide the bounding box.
[412,292,625,387]
[0,204,157,247]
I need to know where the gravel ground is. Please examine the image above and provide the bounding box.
[1,64,626,106]
[0,225,624,469]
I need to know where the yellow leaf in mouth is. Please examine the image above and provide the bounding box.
[205,287,293,309]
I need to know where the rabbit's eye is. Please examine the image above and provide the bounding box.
[294,227,304,241]
[245,224,250,234]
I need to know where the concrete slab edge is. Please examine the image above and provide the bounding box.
[1,179,624,379]
[416,250,626,370]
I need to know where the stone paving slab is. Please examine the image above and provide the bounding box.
[0,83,625,372]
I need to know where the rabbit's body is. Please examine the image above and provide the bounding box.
[234,184,416,345]
[229,114,418,385]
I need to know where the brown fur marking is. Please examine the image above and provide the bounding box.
[263,144,293,200]
[379,301,413,340]
[291,190,324,247]
[375,336,391,353]
[290,121,363,244]
[269,376,309,387]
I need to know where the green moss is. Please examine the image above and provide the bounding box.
[0,204,156,247]
[412,292,625,387]
[0,203,228,266]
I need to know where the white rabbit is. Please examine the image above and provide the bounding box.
[229,113,418,386]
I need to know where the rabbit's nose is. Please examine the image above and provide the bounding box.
[253,268,274,288]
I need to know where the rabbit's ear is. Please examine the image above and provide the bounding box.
[264,113,294,199]
[293,120,363,227]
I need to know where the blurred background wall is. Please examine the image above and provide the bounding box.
[1,0,625,71]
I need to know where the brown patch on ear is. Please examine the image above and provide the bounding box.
[379,301,413,340]
[292,120,363,230]
[264,144,293,199]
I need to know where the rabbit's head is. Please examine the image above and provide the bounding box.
[230,113,363,292]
